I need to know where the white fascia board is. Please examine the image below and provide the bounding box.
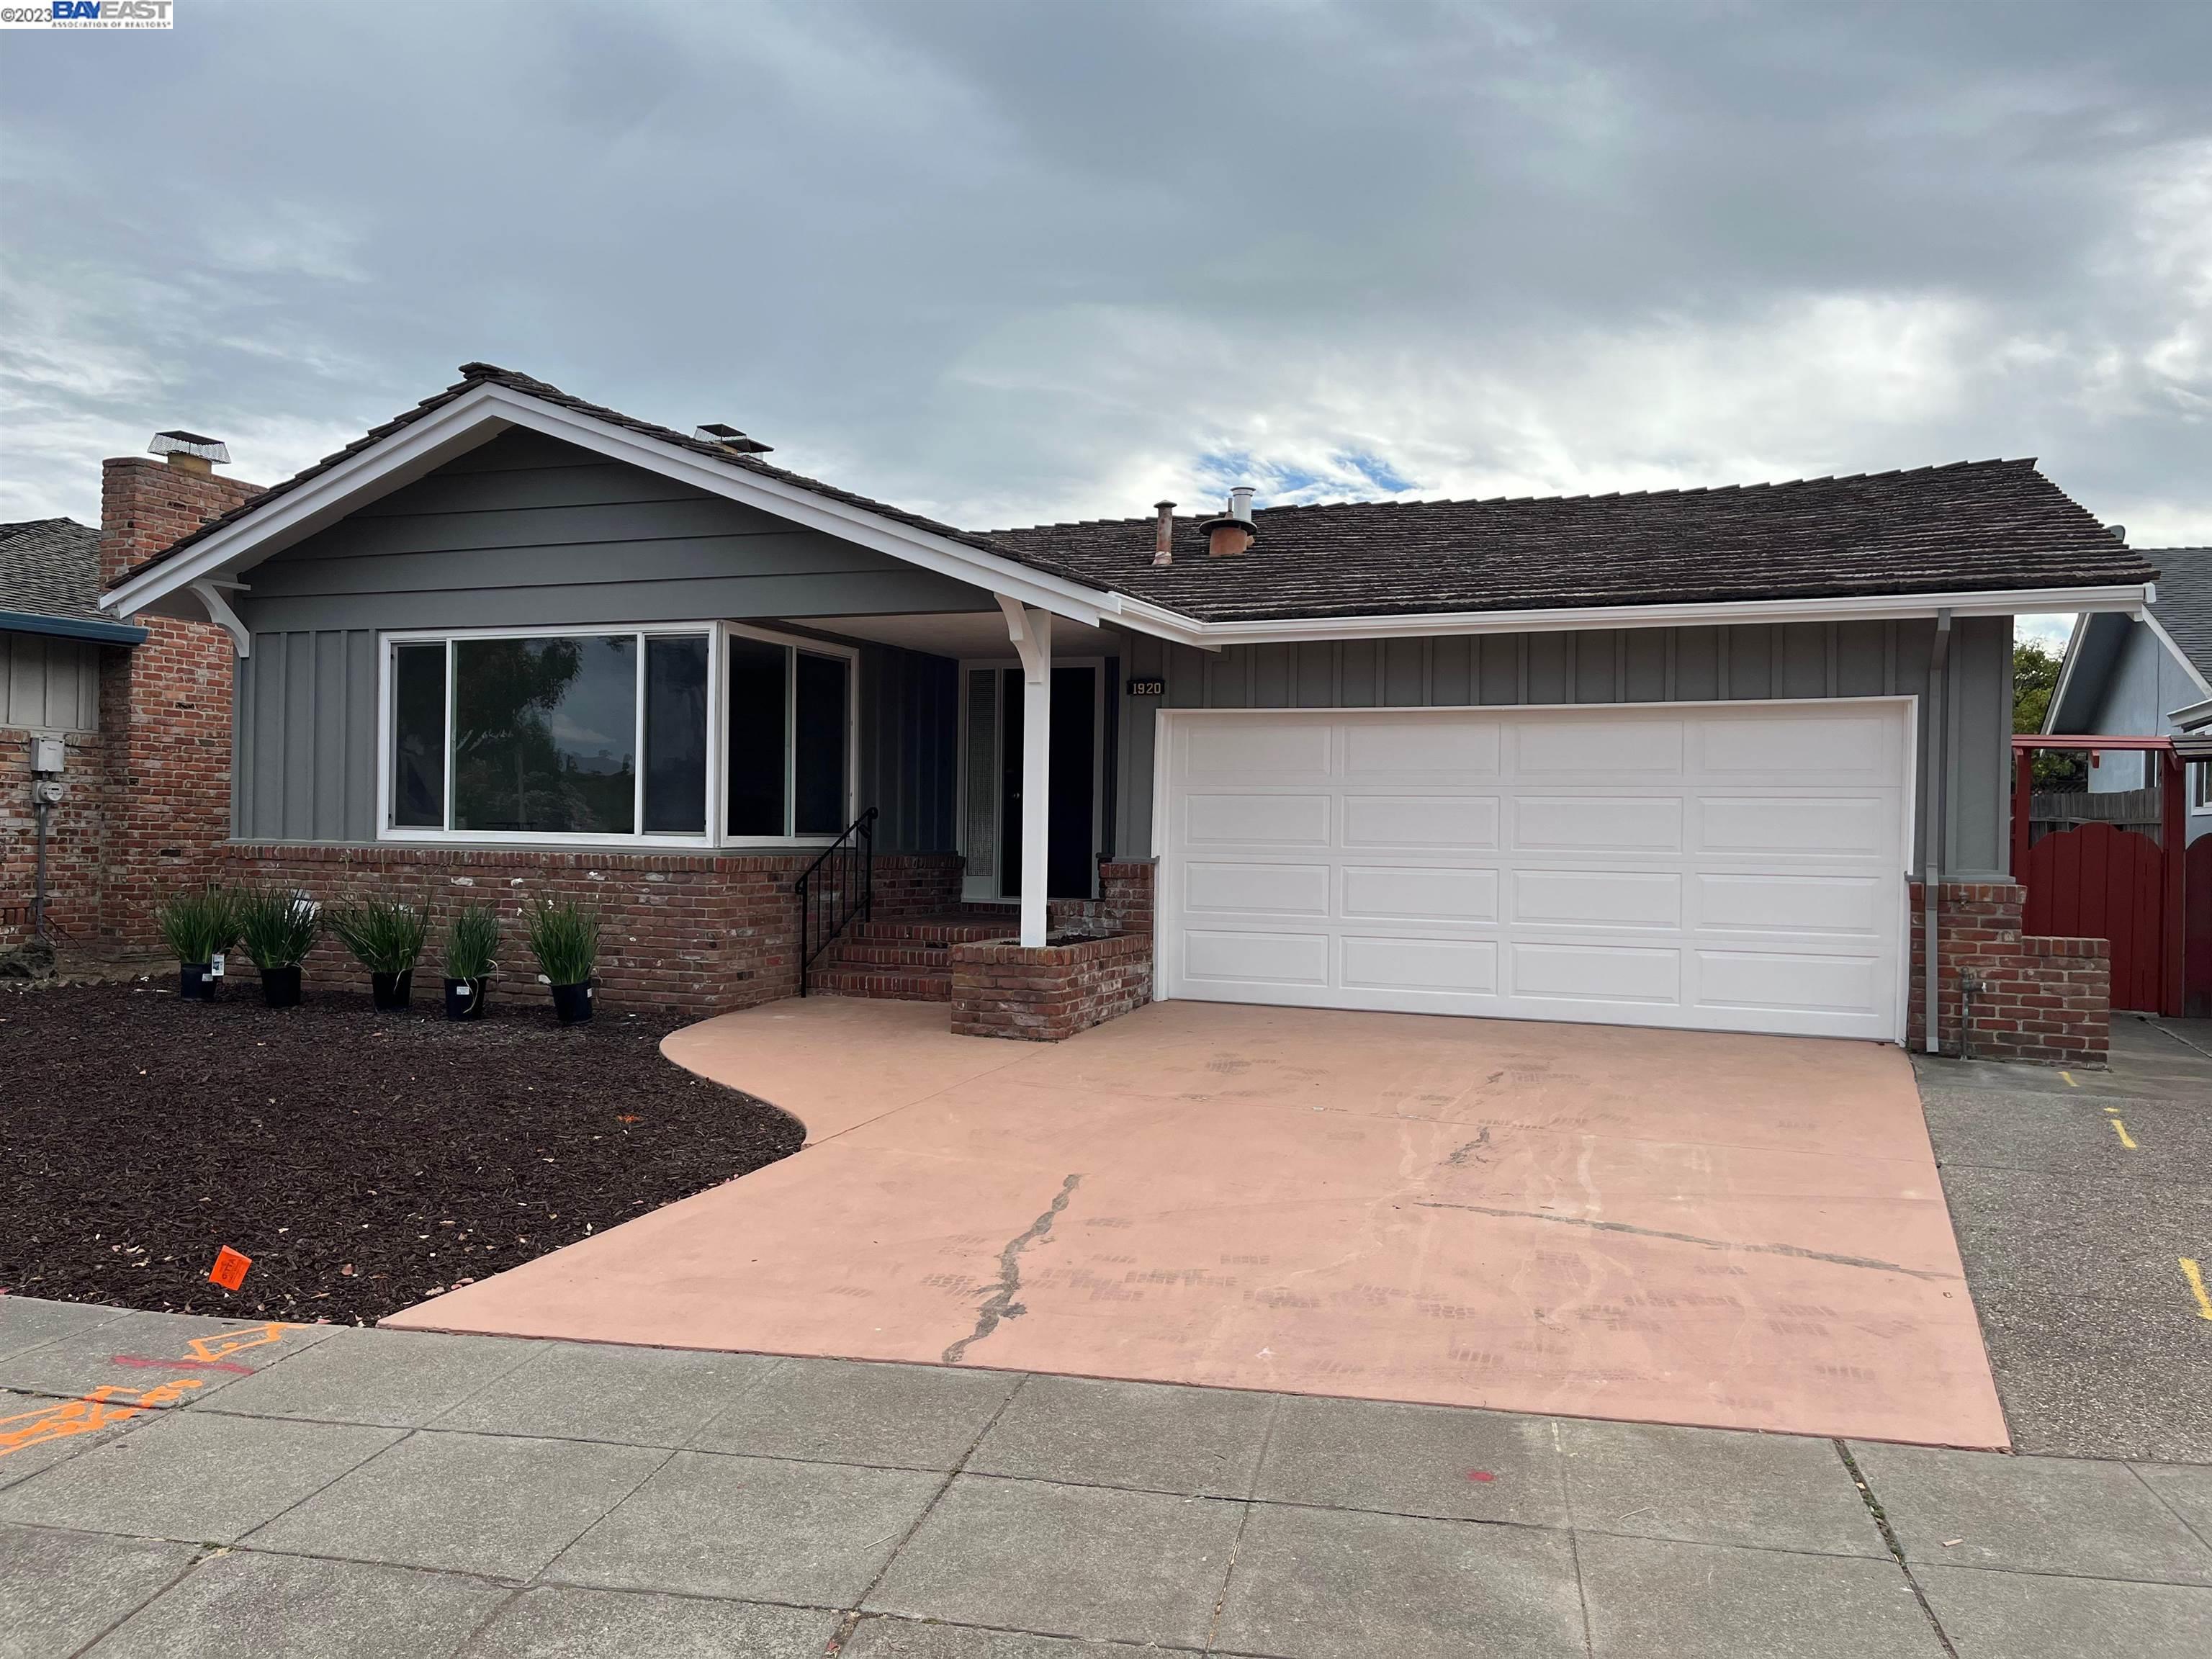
[2144,611,2212,700]
[102,380,1112,630]
[2168,694,2212,732]
[102,389,516,616]
[1104,583,2157,649]
[2041,613,2095,734]
[480,390,1108,626]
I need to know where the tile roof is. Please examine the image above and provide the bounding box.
[2145,547,2212,679]
[0,517,102,622]
[111,363,2157,624]
[989,464,2157,622]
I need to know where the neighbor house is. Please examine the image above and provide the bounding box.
[2042,545,2212,843]
[99,364,2154,1060]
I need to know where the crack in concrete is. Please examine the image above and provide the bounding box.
[942,1174,1082,1364]
[1413,1200,1959,1282]
[1444,1127,1491,1166]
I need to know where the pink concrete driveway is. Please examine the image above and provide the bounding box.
[387,999,2009,1447]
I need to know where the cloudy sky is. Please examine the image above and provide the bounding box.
[3,2,2206,647]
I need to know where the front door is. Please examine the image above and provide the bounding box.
[1000,664,1097,899]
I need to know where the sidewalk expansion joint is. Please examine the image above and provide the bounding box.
[1833,1438,1960,1659]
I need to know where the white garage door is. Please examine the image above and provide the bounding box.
[1154,700,1912,1041]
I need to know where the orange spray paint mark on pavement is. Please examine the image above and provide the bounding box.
[0,1380,203,1460]
[208,1247,252,1291]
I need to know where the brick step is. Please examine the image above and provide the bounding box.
[842,911,1017,945]
[823,940,960,970]
[809,965,952,1002]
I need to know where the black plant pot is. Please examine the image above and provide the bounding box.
[444,976,487,1020]
[549,981,593,1025]
[261,964,302,1010]
[369,969,414,1011]
[178,962,215,1001]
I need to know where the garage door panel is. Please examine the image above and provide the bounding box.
[1342,935,1500,994]
[1342,794,1501,850]
[1183,720,1331,779]
[1512,941,1682,1004]
[1184,861,1331,917]
[1514,796,1683,853]
[1184,792,1331,847]
[1159,703,1906,1041]
[1515,716,1685,775]
[1513,868,1681,929]
[1182,929,1331,986]
[1699,795,1889,857]
[1342,718,1501,777]
[1697,713,1890,778]
[1696,949,1884,1015]
[1696,872,1886,936]
[1343,864,1499,922]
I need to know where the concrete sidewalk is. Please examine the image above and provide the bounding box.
[4,1299,2207,1658]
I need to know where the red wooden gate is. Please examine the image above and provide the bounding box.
[2187,835,2212,1020]
[2012,739,2187,1017]
[2020,822,2166,1011]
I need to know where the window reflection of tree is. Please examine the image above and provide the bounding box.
[454,638,636,833]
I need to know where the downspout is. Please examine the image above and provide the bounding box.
[1923,609,1952,1055]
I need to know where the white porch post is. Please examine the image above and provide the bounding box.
[997,595,1052,948]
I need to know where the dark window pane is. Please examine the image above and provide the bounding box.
[793,651,850,835]
[644,635,709,834]
[452,635,637,835]
[726,634,787,836]
[392,644,446,828]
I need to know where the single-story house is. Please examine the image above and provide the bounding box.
[2043,545,2212,842]
[99,364,2155,1061]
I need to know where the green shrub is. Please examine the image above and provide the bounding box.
[326,891,430,976]
[525,896,600,988]
[153,884,241,966]
[443,904,500,983]
[236,887,321,969]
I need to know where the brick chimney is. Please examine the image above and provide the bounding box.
[98,434,266,945]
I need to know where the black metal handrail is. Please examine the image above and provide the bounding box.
[795,806,877,996]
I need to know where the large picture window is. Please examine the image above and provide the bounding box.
[379,623,852,845]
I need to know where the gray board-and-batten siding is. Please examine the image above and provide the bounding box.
[228,428,963,850]
[1105,616,2015,881]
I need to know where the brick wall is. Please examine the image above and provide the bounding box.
[949,931,1154,1041]
[0,726,109,948]
[99,457,266,947]
[1907,880,2110,1065]
[211,842,961,1015]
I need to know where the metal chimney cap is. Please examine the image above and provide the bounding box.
[695,423,773,455]
[148,431,230,464]
[1228,485,1256,523]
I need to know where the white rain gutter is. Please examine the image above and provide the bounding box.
[1103,584,2155,652]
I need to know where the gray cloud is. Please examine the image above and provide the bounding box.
[2,1,2205,554]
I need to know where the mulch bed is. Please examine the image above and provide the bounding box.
[0,980,803,1324]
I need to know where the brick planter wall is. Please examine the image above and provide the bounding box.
[1908,880,2110,1065]
[211,843,961,1017]
[950,930,1154,1042]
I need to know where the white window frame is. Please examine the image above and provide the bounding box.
[718,621,861,848]
[2193,758,2211,811]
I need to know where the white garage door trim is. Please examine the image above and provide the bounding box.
[1150,696,1918,1043]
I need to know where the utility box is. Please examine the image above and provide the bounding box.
[30,736,65,775]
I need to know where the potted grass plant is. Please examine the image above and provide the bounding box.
[327,891,430,1010]
[441,903,500,1021]
[153,883,240,1002]
[525,895,600,1024]
[236,886,320,1009]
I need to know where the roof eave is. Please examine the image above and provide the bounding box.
[1109,583,2157,650]
[0,609,148,646]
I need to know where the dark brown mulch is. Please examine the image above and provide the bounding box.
[0,981,803,1324]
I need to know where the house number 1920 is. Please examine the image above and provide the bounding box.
[1126,678,1166,697]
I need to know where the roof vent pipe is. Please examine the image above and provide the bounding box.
[693,423,774,455]
[1228,485,1255,524]
[2106,523,2127,543]
[1152,501,1176,567]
